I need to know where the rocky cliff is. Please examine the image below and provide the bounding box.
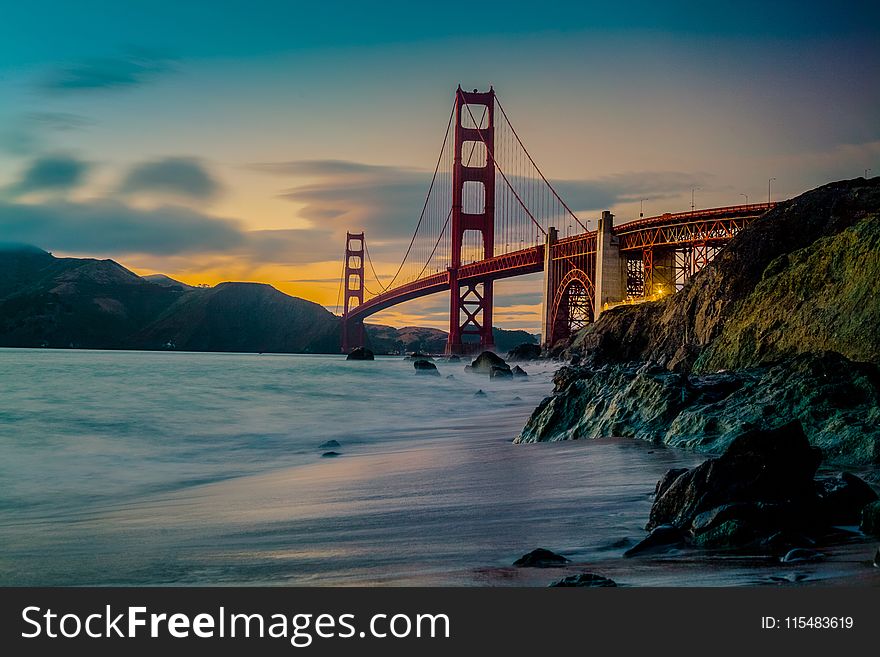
[519,178,880,465]
[560,178,880,372]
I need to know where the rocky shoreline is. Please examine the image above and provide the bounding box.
[507,178,880,582]
[516,351,880,465]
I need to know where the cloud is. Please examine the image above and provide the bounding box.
[258,159,708,251]
[0,199,244,256]
[119,157,222,200]
[0,113,91,156]
[10,155,90,195]
[554,171,710,214]
[43,51,173,93]
[259,159,433,242]
[250,160,403,178]
[243,228,340,264]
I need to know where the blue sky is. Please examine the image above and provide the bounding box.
[1,1,878,330]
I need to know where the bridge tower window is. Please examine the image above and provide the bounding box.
[461,105,489,129]
[461,141,487,167]
[462,181,485,214]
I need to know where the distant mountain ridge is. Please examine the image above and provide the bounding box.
[0,246,537,354]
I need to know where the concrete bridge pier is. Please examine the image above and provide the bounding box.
[540,227,559,346]
[594,210,626,317]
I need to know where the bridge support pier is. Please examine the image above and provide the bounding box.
[540,227,558,347]
[341,319,364,354]
[594,210,626,317]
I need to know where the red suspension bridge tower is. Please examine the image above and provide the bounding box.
[341,231,365,353]
[447,86,496,355]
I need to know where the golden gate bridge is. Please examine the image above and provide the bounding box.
[340,86,776,354]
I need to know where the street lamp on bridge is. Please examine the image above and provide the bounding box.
[691,187,700,212]
[640,198,646,218]
[740,193,749,205]
[768,177,776,206]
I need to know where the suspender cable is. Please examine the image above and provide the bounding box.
[495,96,587,232]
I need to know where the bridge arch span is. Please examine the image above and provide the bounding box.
[548,268,595,346]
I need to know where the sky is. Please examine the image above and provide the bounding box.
[1,1,878,332]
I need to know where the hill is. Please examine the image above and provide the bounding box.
[141,274,196,290]
[0,248,187,349]
[132,282,339,353]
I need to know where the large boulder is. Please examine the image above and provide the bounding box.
[346,347,374,360]
[466,350,510,374]
[508,343,542,361]
[413,359,440,376]
[646,421,822,547]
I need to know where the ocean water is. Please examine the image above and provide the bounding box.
[0,349,871,586]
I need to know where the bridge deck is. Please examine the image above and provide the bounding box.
[345,203,777,323]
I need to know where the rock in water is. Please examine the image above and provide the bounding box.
[513,548,570,568]
[512,365,528,378]
[321,451,341,458]
[549,573,617,587]
[490,365,513,380]
[507,343,542,361]
[413,359,440,376]
[861,501,880,536]
[319,440,341,449]
[405,352,434,361]
[346,347,374,360]
[466,351,510,374]
[474,389,487,397]
[446,354,461,362]
[646,421,822,547]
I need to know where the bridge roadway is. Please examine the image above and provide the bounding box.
[345,202,776,326]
